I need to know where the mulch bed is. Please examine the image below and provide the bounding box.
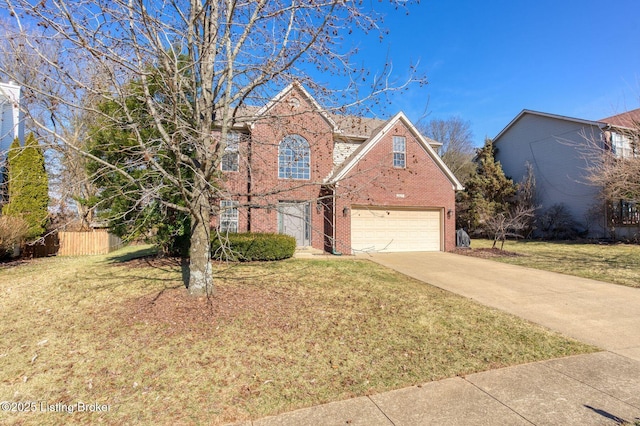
[118,255,304,334]
[122,284,304,334]
[453,247,523,258]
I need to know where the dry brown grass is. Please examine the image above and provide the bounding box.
[466,239,640,288]
[0,246,596,425]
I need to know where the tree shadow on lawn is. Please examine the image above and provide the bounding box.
[103,245,192,288]
[106,245,159,263]
[65,267,185,304]
[47,246,186,302]
[104,244,314,290]
[100,245,330,312]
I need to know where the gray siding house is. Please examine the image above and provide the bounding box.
[493,109,639,239]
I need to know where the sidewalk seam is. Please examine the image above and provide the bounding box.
[542,357,640,412]
[366,395,396,426]
[462,378,537,426]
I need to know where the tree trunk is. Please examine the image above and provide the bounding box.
[187,188,214,297]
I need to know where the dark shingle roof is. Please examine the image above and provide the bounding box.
[600,108,640,129]
[329,114,387,139]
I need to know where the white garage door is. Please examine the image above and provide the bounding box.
[351,208,442,252]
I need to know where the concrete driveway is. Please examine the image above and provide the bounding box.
[362,251,640,361]
[230,251,640,425]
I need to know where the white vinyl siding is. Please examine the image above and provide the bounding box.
[333,140,361,167]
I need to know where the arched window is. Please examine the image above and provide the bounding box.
[278,134,310,179]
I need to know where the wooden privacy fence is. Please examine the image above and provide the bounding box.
[22,233,59,258]
[58,230,123,256]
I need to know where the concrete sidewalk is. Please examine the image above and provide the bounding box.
[234,352,640,425]
[229,252,640,425]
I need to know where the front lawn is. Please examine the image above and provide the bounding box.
[0,246,595,425]
[468,239,640,288]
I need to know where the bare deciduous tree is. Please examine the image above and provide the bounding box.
[574,119,640,235]
[0,22,101,230]
[584,130,640,203]
[483,205,536,250]
[418,116,476,182]
[0,0,424,296]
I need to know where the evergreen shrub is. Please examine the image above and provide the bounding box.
[211,232,296,261]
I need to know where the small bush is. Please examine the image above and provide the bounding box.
[0,215,29,259]
[211,232,296,261]
[537,204,585,240]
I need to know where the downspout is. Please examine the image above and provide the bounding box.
[247,125,253,231]
[601,123,611,239]
[331,183,341,255]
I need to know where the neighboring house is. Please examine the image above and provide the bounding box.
[0,81,24,157]
[493,108,640,239]
[214,82,463,253]
[0,81,24,204]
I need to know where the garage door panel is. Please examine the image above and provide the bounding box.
[351,208,441,252]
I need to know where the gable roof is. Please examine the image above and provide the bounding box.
[601,108,640,130]
[493,109,604,142]
[237,82,444,152]
[254,81,338,131]
[327,111,464,190]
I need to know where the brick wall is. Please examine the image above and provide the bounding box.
[215,85,335,250]
[213,88,458,253]
[333,120,457,252]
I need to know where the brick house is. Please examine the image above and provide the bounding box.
[214,82,463,253]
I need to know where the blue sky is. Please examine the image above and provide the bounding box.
[3,1,638,148]
[357,0,640,146]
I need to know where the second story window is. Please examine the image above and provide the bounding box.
[393,136,406,168]
[221,132,240,172]
[610,132,638,159]
[278,134,310,179]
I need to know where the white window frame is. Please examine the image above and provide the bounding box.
[220,200,239,233]
[393,136,406,168]
[610,132,638,159]
[221,132,240,172]
[278,134,311,180]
